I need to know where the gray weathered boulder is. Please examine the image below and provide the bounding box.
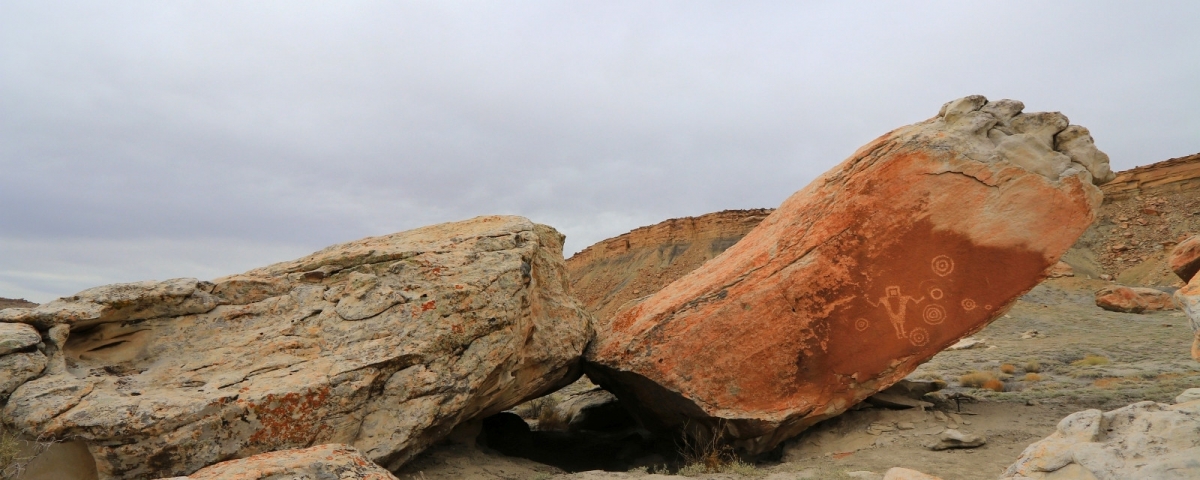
[0,215,592,479]
[1001,400,1200,479]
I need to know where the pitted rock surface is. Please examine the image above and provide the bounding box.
[585,96,1107,454]
[1002,400,1200,479]
[0,215,592,479]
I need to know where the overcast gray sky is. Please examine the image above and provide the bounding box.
[2,1,1197,302]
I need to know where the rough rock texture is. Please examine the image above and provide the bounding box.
[1001,400,1200,479]
[0,351,46,398]
[566,209,772,322]
[1169,234,1200,283]
[0,216,592,479]
[1099,152,1200,202]
[0,322,41,355]
[585,96,1107,454]
[1176,275,1200,362]
[159,444,398,480]
[1177,388,1200,404]
[1093,285,1177,313]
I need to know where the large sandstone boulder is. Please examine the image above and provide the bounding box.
[1093,285,1177,313]
[1001,400,1200,479]
[0,216,592,479]
[584,96,1107,454]
[159,444,398,480]
[1170,234,1200,283]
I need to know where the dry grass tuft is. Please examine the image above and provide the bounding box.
[1071,355,1110,367]
[676,421,757,476]
[982,379,1006,392]
[1000,364,1017,374]
[959,371,997,388]
[1023,360,1042,373]
[536,405,569,431]
[1023,373,1043,382]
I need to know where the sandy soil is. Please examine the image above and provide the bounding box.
[396,277,1200,479]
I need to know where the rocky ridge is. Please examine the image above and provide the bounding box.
[565,209,772,320]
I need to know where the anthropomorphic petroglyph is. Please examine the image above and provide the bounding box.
[866,286,924,340]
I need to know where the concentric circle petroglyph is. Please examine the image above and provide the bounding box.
[985,305,993,311]
[961,298,977,311]
[922,304,946,325]
[929,287,944,300]
[909,328,929,347]
[854,318,869,331]
[931,255,954,277]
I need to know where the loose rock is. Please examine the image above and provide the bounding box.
[585,96,1105,454]
[1002,400,1200,479]
[926,429,986,450]
[883,467,944,480]
[1094,285,1177,313]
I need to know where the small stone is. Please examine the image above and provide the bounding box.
[927,429,986,450]
[897,422,916,430]
[933,411,948,422]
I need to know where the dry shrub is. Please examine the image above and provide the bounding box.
[1023,360,1042,373]
[536,405,569,431]
[519,395,558,420]
[1023,373,1043,382]
[958,371,997,388]
[1000,364,1017,374]
[1071,355,1110,367]
[982,379,1006,392]
[0,426,21,479]
[676,420,756,476]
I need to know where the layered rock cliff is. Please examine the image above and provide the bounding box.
[564,209,773,321]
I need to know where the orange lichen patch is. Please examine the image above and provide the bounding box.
[421,300,436,312]
[244,387,331,446]
[832,452,855,460]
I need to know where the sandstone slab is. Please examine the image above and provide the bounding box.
[926,429,985,450]
[1001,400,1200,479]
[0,351,46,398]
[1094,285,1177,313]
[585,96,1106,454]
[160,444,397,480]
[883,468,943,480]
[1170,234,1200,283]
[0,216,591,479]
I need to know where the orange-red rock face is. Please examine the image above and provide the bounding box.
[1095,285,1177,313]
[584,96,1106,454]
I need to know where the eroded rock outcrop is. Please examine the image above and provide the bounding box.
[1100,152,1200,202]
[584,96,1107,454]
[160,444,398,480]
[1094,285,1177,313]
[565,209,772,321]
[0,216,592,479]
[1176,275,1200,362]
[1002,400,1200,479]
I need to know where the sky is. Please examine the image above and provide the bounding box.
[2,1,1198,303]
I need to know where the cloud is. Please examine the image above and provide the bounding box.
[1,1,1197,302]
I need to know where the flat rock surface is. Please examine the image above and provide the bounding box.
[585,96,1106,454]
[1,215,592,479]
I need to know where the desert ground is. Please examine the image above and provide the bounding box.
[395,276,1199,480]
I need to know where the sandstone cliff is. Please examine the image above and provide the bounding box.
[565,209,772,321]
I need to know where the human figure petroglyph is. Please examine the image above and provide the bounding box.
[865,286,924,339]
